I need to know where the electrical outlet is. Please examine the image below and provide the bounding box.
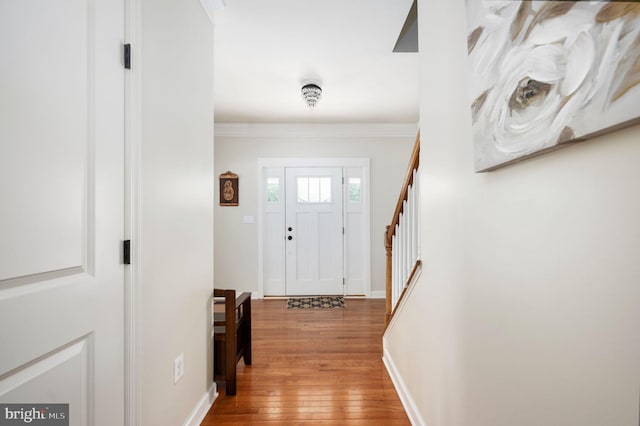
[174,353,184,384]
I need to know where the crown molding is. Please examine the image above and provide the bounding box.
[214,123,419,139]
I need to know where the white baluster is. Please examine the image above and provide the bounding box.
[404,198,410,286]
[405,186,413,278]
[411,170,420,264]
[393,226,399,306]
[400,208,406,287]
[410,172,416,265]
[414,169,421,262]
[391,234,396,307]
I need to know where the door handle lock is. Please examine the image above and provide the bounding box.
[288,227,293,231]
[287,236,293,241]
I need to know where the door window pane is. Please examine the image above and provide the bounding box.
[320,178,331,203]
[297,176,332,203]
[348,178,361,203]
[309,177,320,203]
[297,177,309,203]
[266,177,280,203]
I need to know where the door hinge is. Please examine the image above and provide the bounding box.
[124,44,131,69]
[342,226,345,235]
[123,240,131,265]
[343,277,345,285]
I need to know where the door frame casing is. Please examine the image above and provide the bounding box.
[257,158,371,298]
[124,0,141,423]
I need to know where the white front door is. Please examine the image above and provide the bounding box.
[0,2,125,424]
[285,168,344,295]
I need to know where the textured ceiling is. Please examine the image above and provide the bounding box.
[213,0,419,124]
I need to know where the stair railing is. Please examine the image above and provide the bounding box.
[385,133,421,324]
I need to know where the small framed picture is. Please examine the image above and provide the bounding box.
[219,171,239,206]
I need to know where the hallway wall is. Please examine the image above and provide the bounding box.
[139,0,214,424]
[213,124,416,296]
[384,1,640,425]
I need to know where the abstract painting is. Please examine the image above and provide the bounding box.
[466,1,640,172]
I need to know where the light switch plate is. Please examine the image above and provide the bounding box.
[243,215,255,224]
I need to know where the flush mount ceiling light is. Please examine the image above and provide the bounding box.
[301,83,322,108]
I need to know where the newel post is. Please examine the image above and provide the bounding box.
[384,225,392,324]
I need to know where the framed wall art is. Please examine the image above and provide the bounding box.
[466,1,640,172]
[219,171,239,206]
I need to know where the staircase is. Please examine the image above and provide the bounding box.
[385,132,421,326]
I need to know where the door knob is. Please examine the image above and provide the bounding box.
[287,236,293,240]
[288,227,293,231]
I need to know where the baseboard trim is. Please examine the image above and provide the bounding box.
[370,290,386,299]
[382,345,427,426]
[183,383,218,426]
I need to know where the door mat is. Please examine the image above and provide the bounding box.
[286,296,346,309]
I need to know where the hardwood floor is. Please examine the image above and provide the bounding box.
[201,298,410,425]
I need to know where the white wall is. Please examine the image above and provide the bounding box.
[139,1,214,425]
[213,124,416,296]
[384,1,640,426]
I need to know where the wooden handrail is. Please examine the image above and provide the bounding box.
[386,132,420,246]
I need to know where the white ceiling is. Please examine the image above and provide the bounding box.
[213,0,419,124]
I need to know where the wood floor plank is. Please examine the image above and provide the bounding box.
[201,298,410,425]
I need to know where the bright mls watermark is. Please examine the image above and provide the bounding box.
[0,404,68,426]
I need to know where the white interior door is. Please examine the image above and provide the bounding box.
[0,2,126,424]
[285,168,344,295]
